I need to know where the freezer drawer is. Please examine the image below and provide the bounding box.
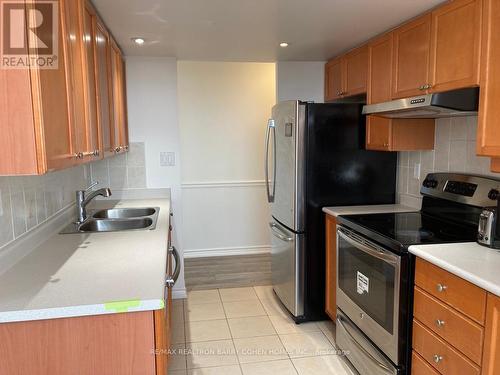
[269,220,304,317]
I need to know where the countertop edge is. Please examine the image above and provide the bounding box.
[408,245,500,297]
[0,298,165,324]
[322,204,416,217]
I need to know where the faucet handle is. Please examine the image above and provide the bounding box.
[85,181,99,192]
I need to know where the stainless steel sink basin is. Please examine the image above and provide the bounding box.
[59,206,160,234]
[79,218,153,232]
[93,207,157,219]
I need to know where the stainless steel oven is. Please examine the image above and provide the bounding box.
[336,226,401,374]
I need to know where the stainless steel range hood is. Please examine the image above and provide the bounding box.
[362,87,479,119]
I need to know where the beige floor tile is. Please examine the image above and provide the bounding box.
[185,302,226,321]
[169,370,188,375]
[228,316,277,338]
[169,344,188,371]
[187,289,221,305]
[171,321,186,344]
[253,285,275,300]
[223,300,266,318]
[269,315,320,335]
[259,298,290,318]
[173,304,185,323]
[220,287,259,302]
[292,355,355,375]
[185,319,232,343]
[279,332,335,358]
[241,359,298,375]
[186,339,238,369]
[317,320,337,346]
[188,365,242,375]
[233,335,288,364]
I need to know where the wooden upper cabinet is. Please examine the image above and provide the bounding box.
[429,0,481,93]
[368,33,393,104]
[110,39,129,153]
[392,14,432,99]
[343,45,368,97]
[92,13,115,157]
[81,1,101,160]
[325,45,368,101]
[478,0,500,159]
[325,57,343,101]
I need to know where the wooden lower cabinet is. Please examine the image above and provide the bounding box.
[0,307,172,375]
[491,159,500,173]
[412,257,500,375]
[325,214,337,321]
[366,116,435,151]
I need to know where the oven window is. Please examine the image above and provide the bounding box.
[338,236,395,334]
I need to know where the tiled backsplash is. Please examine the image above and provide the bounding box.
[0,165,90,249]
[90,142,146,190]
[397,116,500,207]
[0,142,146,252]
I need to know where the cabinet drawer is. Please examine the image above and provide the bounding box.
[413,287,483,364]
[415,258,486,324]
[412,351,440,375]
[413,319,480,375]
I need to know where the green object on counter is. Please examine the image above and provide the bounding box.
[104,299,141,312]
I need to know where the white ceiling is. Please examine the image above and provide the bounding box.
[92,0,446,61]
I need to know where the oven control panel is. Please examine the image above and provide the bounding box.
[421,173,500,207]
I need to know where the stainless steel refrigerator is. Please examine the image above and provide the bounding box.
[265,100,397,322]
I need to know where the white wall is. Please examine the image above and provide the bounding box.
[177,61,276,257]
[276,61,325,103]
[397,116,500,208]
[125,57,186,296]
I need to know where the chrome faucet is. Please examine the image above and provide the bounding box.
[76,182,112,223]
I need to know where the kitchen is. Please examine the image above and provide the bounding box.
[1,0,500,374]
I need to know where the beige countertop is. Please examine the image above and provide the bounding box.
[322,204,416,217]
[409,242,500,297]
[0,198,170,323]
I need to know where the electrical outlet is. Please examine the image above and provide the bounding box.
[160,152,175,167]
[414,163,421,179]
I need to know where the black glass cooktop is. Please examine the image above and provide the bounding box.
[337,211,479,252]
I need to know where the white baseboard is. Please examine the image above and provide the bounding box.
[183,245,271,259]
[172,288,187,299]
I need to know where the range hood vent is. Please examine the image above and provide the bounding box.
[362,87,479,119]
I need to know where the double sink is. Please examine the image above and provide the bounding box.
[60,207,160,234]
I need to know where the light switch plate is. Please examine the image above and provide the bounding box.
[160,152,175,167]
[414,163,421,179]
[0,191,3,216]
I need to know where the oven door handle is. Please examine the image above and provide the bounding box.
[337,229,398,266]
[336,315,394,374]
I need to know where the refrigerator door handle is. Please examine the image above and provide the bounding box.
[265,119,276,203]
[269,222,293,242]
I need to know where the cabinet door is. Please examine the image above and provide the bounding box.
[366,116,391,151]
[325,215,337,321]
[325,58,343,101]
[110,40,129,153]
[34,0,77,172]
[62,0,88,161]
[93,17,115,158]
[82,1,101,160]
[492,159,500,173]
[429,0,481,93]
[343,45,368,97]
[478,0,500,157]
[368,33,393,104]
[392,14,432,99]
[482,294,500,375]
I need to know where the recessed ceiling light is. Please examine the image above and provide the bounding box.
[280,42,289,48]
[132,37,145,45]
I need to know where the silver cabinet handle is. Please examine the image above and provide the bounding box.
[74,152,84,159]
[166,246,180,288]
[436,283,447,292]
[436,319,445,327]
[433,354,443,363]
[269,222,293,242]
